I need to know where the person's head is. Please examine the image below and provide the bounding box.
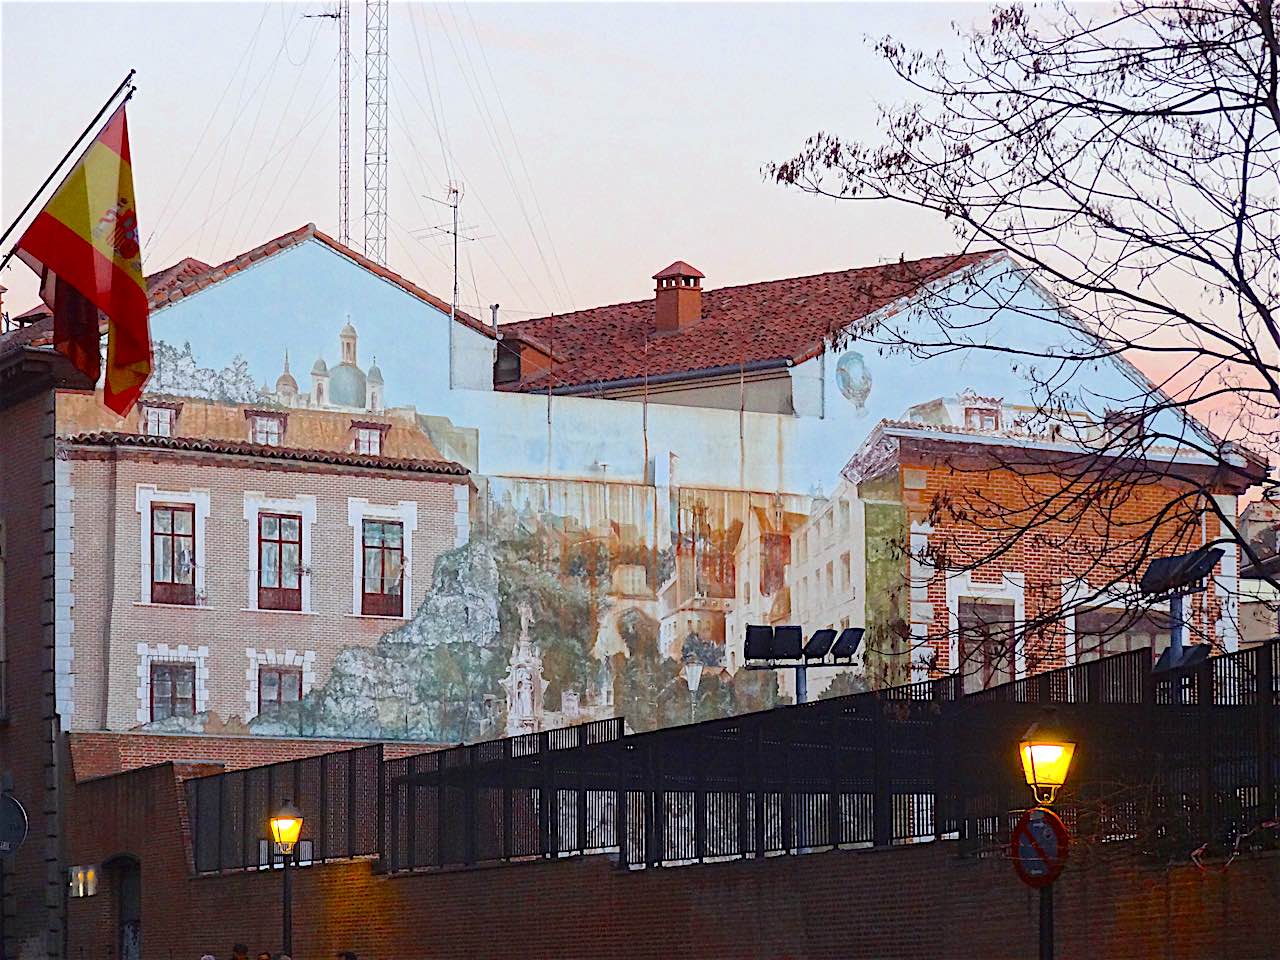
[256,953,271,960]
[200,954,217,960]
[232,945,248,960]
[337,952,357,960]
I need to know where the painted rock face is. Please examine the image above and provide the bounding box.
[836,350,872,409]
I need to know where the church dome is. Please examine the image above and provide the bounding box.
[340,320,357,339]
[368,361,384,385]
[311,357,328,375]
[328,363,368,408]
[275,354,297,395]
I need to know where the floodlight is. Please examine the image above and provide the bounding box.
[1153,643,1210,673]
[744,624,774,661]
[831,627,864,659]
[773,625,803,660]
[803,628,837,659]
[1139,547,1224,599]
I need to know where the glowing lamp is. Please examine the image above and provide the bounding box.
[269,800,304,854]
[1018,732,1075,805]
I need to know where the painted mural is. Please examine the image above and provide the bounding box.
[54,240,1217,743]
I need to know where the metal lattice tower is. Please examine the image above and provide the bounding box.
[363,0,389,264]
[337,0,350,246]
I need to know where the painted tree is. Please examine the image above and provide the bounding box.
[771,1,1276,681]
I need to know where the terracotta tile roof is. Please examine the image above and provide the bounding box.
[499,251,1000,392]
[61,430,470,477]
[151,224,494,339]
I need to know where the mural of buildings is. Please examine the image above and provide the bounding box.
[4,222,1259,749]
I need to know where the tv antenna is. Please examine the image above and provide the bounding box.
[413,184,491,387]
[303,2,351,246]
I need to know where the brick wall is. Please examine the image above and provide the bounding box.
[0,390,61,958]
[61,443,464,732]
[903,459,1233,678]
[68,730,444,781]
[63,761,1280,960]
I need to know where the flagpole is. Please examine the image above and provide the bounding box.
[0,69,137,269]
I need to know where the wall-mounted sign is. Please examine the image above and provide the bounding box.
[0,794,28,855]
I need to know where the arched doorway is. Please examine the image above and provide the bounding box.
[105,856,141,960]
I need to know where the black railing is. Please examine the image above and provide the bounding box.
[186,643,1280,876]
[186,743,383,873]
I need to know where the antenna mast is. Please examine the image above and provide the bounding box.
[363,0,389,264]
[303,4,350,246]
[338,0,350,246]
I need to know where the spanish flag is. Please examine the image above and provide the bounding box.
[16,103,150,414]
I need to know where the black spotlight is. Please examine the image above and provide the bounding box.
[831,627,864,659]
[803,628,837,659]
[772,625,803,660]
[744,624,775,661]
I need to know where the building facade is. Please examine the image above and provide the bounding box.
[0,224,1262,956]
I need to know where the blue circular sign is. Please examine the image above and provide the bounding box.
[0,794,29,855]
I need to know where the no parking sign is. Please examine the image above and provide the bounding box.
[1010,806,1069,888]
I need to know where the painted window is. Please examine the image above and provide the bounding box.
[258,513,302,611]
[250,414,284,446]
[362,519,404,616]
[150,662,196,720]
[141,405,174,437]
[1075,607,1170,663]
[964,407,1000,432]
[957,598,1016,692]
[258,666,303,715]
[826,560,835,597]
[840,500,851,531]
[151,504,196,605]
[841,553,851,592]
[353,427,382,456]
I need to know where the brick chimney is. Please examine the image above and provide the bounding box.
[653,261,704,332]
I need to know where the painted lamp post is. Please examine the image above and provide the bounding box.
[1014,727,1075,960]
[269,800,304,957]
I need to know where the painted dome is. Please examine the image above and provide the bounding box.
[328,363,367,407]
[311,357,328,375]
[275,354,297,394]
[340,320,357,339]
[367,361,384,385]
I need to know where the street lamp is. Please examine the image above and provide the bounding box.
[1019,733,1076,806]
[1014,727,1074,960]
[269,800,303,957]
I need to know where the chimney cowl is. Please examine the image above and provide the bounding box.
[653,261,704,332]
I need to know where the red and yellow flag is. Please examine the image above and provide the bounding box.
[16,104,151,414]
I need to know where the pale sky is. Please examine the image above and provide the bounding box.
[1,1,985,320]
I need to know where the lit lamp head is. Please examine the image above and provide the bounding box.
[269,800,304,855]
[1018,727,1076,806]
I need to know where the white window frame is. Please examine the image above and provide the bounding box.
[135,485,210,605]
[141,405,175,437]
[353,427,383,455]
[249,414,284,446]
[945,570,1026,680]
[243,493,317,612]
[136,642,209,723]
[347,498,418,617]
[244,647,316,721]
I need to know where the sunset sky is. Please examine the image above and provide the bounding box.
[2,2,985,319]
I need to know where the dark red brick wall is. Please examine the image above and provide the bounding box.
[69,730,444,781]
[0,389,60,958]
[63,763,1280,960]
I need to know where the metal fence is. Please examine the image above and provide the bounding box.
[186,642,1279,876]
[186,743,383,873]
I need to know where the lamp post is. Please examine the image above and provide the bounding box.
[269,800,304,957]
[681,658,703,724]
[1016,728,1075,960]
